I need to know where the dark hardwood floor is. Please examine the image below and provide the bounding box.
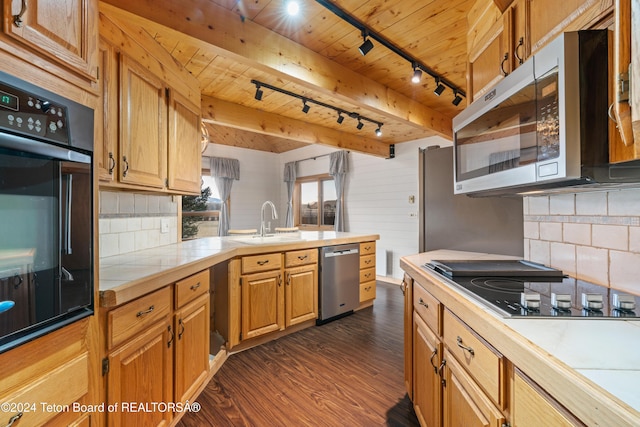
[178,281,419,427]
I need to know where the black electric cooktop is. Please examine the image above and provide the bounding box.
[423,260,640,319]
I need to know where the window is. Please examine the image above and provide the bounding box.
[181,174,224,239]
[295,174,336,230]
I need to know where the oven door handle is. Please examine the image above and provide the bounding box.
[63,174,73,255]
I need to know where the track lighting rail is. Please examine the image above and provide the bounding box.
[251,79,384,136]
[314,0,466,102]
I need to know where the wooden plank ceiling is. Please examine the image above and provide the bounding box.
[100,0,477,157]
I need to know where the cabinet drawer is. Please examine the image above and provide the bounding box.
[285,249,318,267]
[175,269,210,308]
[360,254,375,270]
[360,281,376,302]
[413,282,441,335]
[360,241,376,255]
[360,267,376,284]
[443,309,503,406]
[241,252,282,274]
[0,353,88,427]
[108,287,172,349]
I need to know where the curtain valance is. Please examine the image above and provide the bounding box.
[210,157,240,180]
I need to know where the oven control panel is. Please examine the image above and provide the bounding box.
[0,81,69,145]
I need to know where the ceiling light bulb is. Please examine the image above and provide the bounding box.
[302,100,310,113]
[434,80,445,96]
[358,31,374,56]
[356,119,364,130]
[286,1,299,16]
[375,125,382,137]
[411,68,422,84]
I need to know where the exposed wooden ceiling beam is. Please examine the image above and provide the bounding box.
[99,0,453,139]
[202,96,391,158]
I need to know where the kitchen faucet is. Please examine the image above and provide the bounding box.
[259,201,278,236]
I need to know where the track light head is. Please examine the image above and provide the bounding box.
[375,125,382,137]
[434,79,445,96]
[356,118,364,130]
[254,85,263,101]
[337,112,344,124]
[358,30,374,56]
[302,99,310,113]
[411,64,422,84]
[452,91,463,106]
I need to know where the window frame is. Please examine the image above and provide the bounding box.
[293,173,338,231]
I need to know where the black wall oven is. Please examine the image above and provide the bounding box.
[0,71,94,353]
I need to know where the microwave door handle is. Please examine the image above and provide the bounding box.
[63,174,72,255]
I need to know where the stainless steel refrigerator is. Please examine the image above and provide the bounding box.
[419,146,524,256]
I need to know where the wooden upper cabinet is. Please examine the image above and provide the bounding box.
[119,54,167,189]
[3,0,98,82]
[97,38,118,182]
[167,88,202,194]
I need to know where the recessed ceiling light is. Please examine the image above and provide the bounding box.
[286,1,299,16]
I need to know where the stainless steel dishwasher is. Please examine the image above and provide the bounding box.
[317,243,360,324]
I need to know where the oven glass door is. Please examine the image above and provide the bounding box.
[0,141,92,352]
[454,67,560,188]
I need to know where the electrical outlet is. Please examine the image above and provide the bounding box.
[161,218,170,233]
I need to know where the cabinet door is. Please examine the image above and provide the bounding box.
[512,368,584,427]
[442,349,505,427]
[119,54,167,189]
[402,274,413,398]
[175,294,210,405]
[97,38,118,182]
[285,264,317,327]
[241,270,284,340]
[468,18,509,101]
[413,313,441,427]
[167,88,201,194]
[3,0,98,81]
[107,321,174,427]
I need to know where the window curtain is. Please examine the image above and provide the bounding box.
[329,150,348,232]
[283,162,297,227]
[210,157,240,236]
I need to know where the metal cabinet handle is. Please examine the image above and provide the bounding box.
[438,359,447,386]
[12,274,23,289]
[257,260,269,266]
[364,259,372,265]
[286,273,291,286]
[429,348,439,373]
[456,336,475,356]
[418,298,428,308]
[190,282,201,291]
[178,318,185,339]
[500,53,509,76]
[136,305,155,317]
[365,286,372,291]
[278,274,282,287]
[167,325,174,348]
[514,37,524,64]
[13,0,27,27]
[5,412,23,427]
[108,152,115,175]
[400,281,406,296]
[297,255,308,260]
[122,156,129,177]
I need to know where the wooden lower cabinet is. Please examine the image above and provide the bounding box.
[443,348,505,427]
[285,264,317,326]
[107,320,174,427]
[174,293,210,405]
[401,274,413,398]
[413,313,442,427]
[241,269,284,340]
[512,368,584,427]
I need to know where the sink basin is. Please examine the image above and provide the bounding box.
[226,234,303,245]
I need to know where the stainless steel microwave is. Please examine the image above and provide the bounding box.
[452,30,617,196]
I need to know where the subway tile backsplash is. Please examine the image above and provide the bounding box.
[525,187,640,294]
[99,191,178,257]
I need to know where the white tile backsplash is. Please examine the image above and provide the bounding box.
[525,188,640,294]
[99,191,178,257]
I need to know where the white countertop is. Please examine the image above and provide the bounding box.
[401,250,640,426]
[99,231,378,307]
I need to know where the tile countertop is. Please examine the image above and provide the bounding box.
[99,231,379,308]
[400,250,640,427]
